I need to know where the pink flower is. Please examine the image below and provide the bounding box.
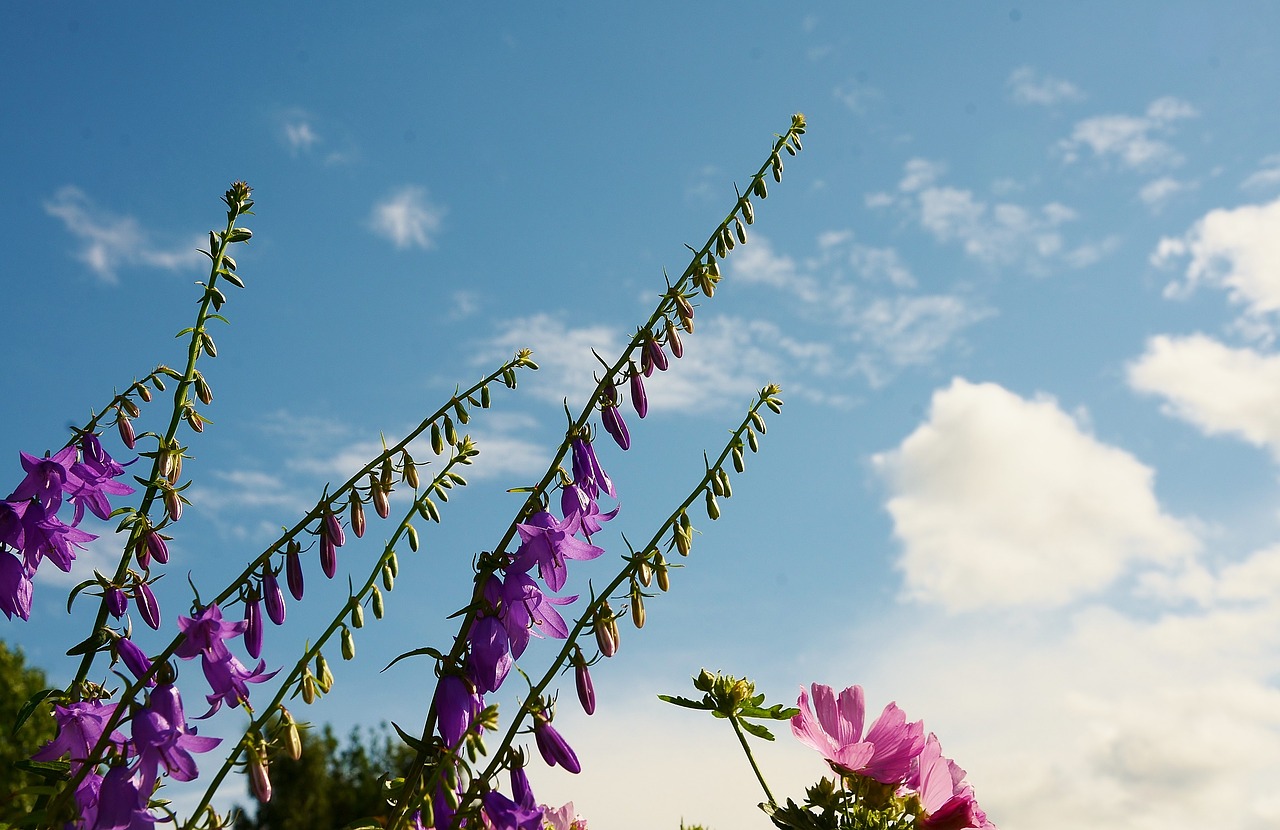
[910,733,996,830]
[790,683,925,784]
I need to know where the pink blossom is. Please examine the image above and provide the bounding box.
[790,683,925,784]
[911,733,996,830]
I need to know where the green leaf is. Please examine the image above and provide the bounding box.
[13,688,62,735]
[657,694,714,711]
[12,758,71,782]
[66,578,98,614]
[389,721,426,753]
[382,646,444,673]
[739,720,777,741]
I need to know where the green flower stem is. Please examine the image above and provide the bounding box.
[180,444,478,828]
[388,117,805,828]
[463,392,780,806]
[730,715,777,806]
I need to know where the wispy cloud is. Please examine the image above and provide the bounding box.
[283,116,321,154]
[867,159,1111,273]
[1139,176,1196,213]
[277,108,356,164]
[1006,66,1085,106]
[43,187,204,284]
[1240,153,1280,191]
[833,76,881,113]
[369,187,446,250]
[1058,96,1198,170]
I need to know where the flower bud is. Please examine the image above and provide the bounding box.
[134,580,162,630]
[371,474,390,519]
[723,226,735,252]
[646,336,669,373]
[349,494,366,539]
[301,673,317,705]
[715,234,727,259]
[200,331,218,358]
[286,541,305,601]
[655,553,671,592]
[371,585,385,619]
[263,569,286,625]
[320,534,337,580]
[742,198,755,225]
[705,489,720,520]
[315,653,334,692]
[637,559,652,587]
[281,708,302,760]
[116,636,154,686]
[382,562,395,591]
[121,397,141,418]
[244,595,263,659]
[771,153,783,182]
[444,416,458,446]
[747,426,759,453]
[341,627,356,661]
[734,217,747,245]
[573,648,596,715]
[144,529,169,566]
[117,412,136,450]
[194,374,214,405]
[407,523,420,552]
[106,586,128,618]
[717,468,733,498]
[594,602,617,657]
[749,410,767,434]
[665,319,684,359]
[480,385,492,408]
[754,177,768,199]
[629,364,648,419]
[431,422,445,455]
[402,452,419,489]
[137,384,152,403]
[164,487,183,522]
[601,406,630,451]
[630,584,645,629]
[732,444,745,473]
[674,528,691,556]
[250,742,272,803]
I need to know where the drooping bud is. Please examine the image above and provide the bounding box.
[315,653,334,693]
[349,494,366,539]
[133,580,161,630]
[117,412,136,450]
[594,601,618,657]
[280,708,302,760]
[351,598,365,629]
[144,529,169,567]
[244,594,263,659]
[121,397,141,418]
[629,363,648,419]
[286,541,305,601]
[665,318,684,359]
[402,452,419,489]
[263,569,286,625]
[742,198,755,224]
[646,336,669,373]
[116,636,154,686]
[341,627,356,661]
[300,673,317,704]
[323,510,346,548]
[534,711,582,774]
[407,523,420,552]
[194,373,214,405]
[637,559,653,587]
[164,487,183,522]
[370,473,390,519]
[655,552,671,592]
[249,741,272,803]
[601,406,630,451]
[137,384,153,403]
[747,425,760,452]
[382,562,395,591]
[106,586,128,618]
[371,585,385,619]
[573,648,596,715]
[630,583,646,629]
[734,217,747,245]
[431,422,445,455]
[320,533,337,580]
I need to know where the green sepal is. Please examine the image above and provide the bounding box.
[390,721,427,753]
[382,646,445,673]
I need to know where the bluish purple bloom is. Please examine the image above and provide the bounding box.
[534,713,581,774]
[175,603,276,714]
[560,484,617,540]
[570,438,615,502]
[9,446,77,513]
[466,613,512,693]
[32,699,128,772]
[134,581,161,630]
[320,512,344,578]
[628,363,647,419]
[482,790,544,830]
[600,405,630,451]
[646,336,669,372]
[510,763,536,809]
[495,571,574,659]
[20,502,96,573]
[243,595,263,659]
[0,498,26,550]
[0,550,32,620]
[512,511,604,593]
[174,604,245,659]
[131,683,221,791]
[107,586,128,618]
[286,545,304,601]
[64,434,135,524]
[116,637,154,686]
[96,764,158,830]
[434,675,483,748]
[573,649,596,716]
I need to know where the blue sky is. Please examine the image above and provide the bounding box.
[5,3,1280,828]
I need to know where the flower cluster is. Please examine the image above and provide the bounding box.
[1,434,134,620]
[791,683,995,829]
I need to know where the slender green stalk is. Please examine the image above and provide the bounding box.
[387,116,806,828]
[731,715,777,806]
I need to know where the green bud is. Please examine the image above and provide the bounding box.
[387,551,399,578]
[341,627,356,661]
[715,234,727,259]
[194,374,213,405]
[749,411,767,434]
[747,426,759,453]
[301,673,317,705]
[137,383,152,403]
[480,385,492,408]
[407,523,420,552]
[431,422,445,455]
[371,586,385,619]
[722,225,735,252]
[453,399,469,425]
[200,331,217,358]
[315,654,334,692]
[444,416,458,446]
[637,559,653,587]
[655,553,671,592]
[403,452,419,489]
[630,587,645,629]
[742,199,755,224]
[718,468,733,498]
[732,444,745,473]
[705,489,720,520]
[695,668,716,692]
[351,599,365,629]
[754,178,768,199]
[379,458,394,490]
[281,708,302,760]
[734,217,747,245]
[382,563,395,591]
[674,528,691,557]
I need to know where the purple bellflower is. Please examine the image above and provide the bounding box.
[131,683,221,793]
[33,699,129,772]
[628,364,648,419]
[534,712,581,774]
[570,438,615,502]
[9,447,78,513]
[434,674,483,748]
[511,511,604,593]
[600,405,630,451]
[466,613,512,694]
[175,604,276,715]
[20,503,96,573]
[560,483,618,540]
[495,570,574,659]
[64,434,135,524]
[95,764,159,830]
[482,790,544,830]
[262,569,286,625]
[115,637,155,687]
[0,550,33,620]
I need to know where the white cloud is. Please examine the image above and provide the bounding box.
[872,379,1199,612]
[871,159,1108,273]
[43,187,204,284]
[369,187,446,250]
[1240,154,1280,191]
[1058,96,1198,170]
[284,119,320,154]
[1128,334,1280,457]
[1153,195,1280,333]
[1139,176,1194,212]
[833,78,880,113]
[1007,66,1085,106]
[850,296,992,384]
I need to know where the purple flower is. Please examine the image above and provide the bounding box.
[911,734,996,830]
[174,604,245,659]
[96,764,159,830]
[570,438,615,502]
[134,581,161,631]
[466,614,512,694]
[628,363,648,419]
[434,675,483,748]
[319,513,343,579]
[600,406,630,451]
[646,336,669,372]
[32,699,128,772]
[107,586,128,618]
[510,764,536,809]
[175,603,276,714]
[64,435,135,524]
[495,570,575,659]
[9,446,77,513]
[0,499,26,550]
[286,545,304,601]
[198,650,276,715]
[20,502,96,573]
[512,511,604,593]
[534,713,581,774]
[262,569,286,625]
[131,684,221,789]
[482,790,544,830]
[115,637,154,686]
[0,550,33,620]
[243,595,263,659]
[573,648,595,716]
[139,530,169,568]
[559,484,617,541]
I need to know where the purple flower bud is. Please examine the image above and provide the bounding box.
[574,649,596,715]
[434,675,481,748]
[145,530,169,565]
[323,511,346,548]
[534,714,581,774]
[641,344,655,377]
[286,544,304,601]
[134,581,161,630]
[466,615,512,693]
[116,637,154,686]
[601,406,630,451]
[106,586,128,618]
[647,336,669,372]
[250,745,272,803]
[629,363,648,419]
[320,535,337,580]
[117,413,136,449]
[263,570,286,625]
[510,764,535,809]
[244,595,263,659]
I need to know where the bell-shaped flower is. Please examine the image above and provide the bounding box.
[0,550,33,620]
[533,712,581,774]
[434,674,483,748]
[33,699,129,772]
[512,511,603,593]
[64,434,135,524]
[467,614,512,694]
[9,446,78,513]
[496,570,574,659]
[483,790,544,830]
[20,502,96,573]
[791,683,925,785]
[570,438,615,502]
[560,484,617,541]
[131,683,221,790]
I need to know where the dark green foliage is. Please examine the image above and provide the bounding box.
[0,640,56,825]
[235,721,416,830]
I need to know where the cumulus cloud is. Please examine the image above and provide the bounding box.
[1007,66,1085,106]
[1058,96,1198,170]
[869,159,1108,273]
[43,187,204,284]
[872,379,1199,611]
[1128,334,1280,457]
[1153,195,1280,337]
[369,187,446,250]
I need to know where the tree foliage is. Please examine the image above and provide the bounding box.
[0,640,55,825]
